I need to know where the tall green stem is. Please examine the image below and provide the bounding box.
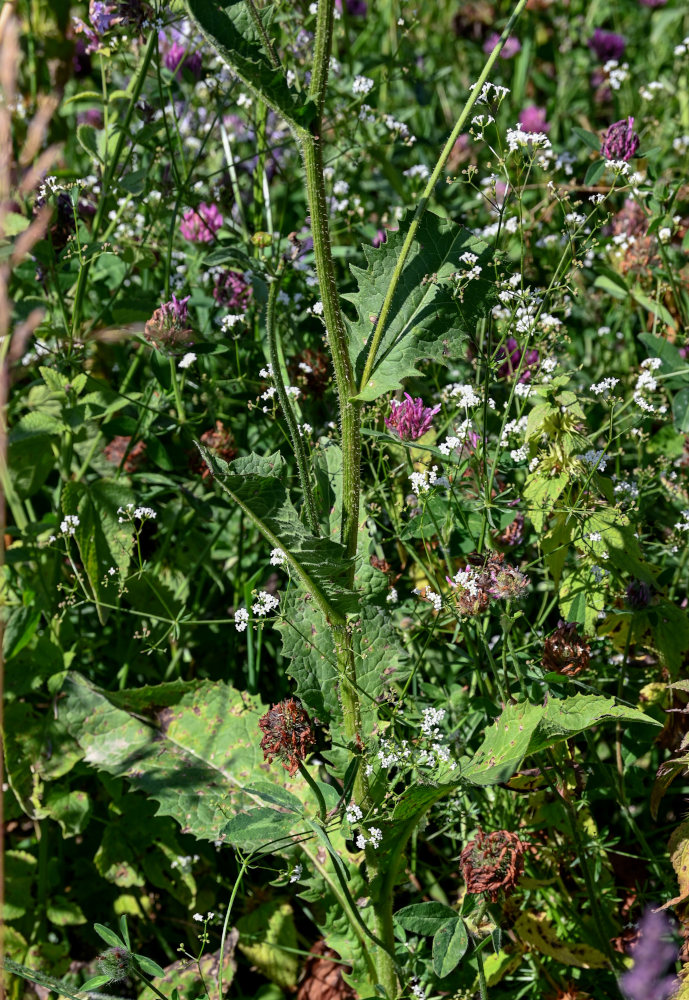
[70,30,157,339]
[266,272,320,534]
[358,0,529,395]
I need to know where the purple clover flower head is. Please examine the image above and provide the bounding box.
[519,106,550,134]
[619,909,679,1000]
[89,1,118,34]
[166,294,190,323]
[626,579,652,609]
[601,117,640,162]
[372,229,387,248]
[180,203,223,243]
[639,0,667,6]
[496,337,539,382]
[385,393,441,441]
[483,32,521,59]
[159,33,203,79]
[588,28,626,62]
[212,270,252,311]
[335,0,368,15]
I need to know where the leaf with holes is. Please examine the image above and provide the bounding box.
[60,673,312,847]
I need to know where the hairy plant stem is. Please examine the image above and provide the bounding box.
[358,0,529,395]
[266,270,320,534]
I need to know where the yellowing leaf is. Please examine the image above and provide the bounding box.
[514,912,608,968]
[659,819,689,909]
[236,900,299,988]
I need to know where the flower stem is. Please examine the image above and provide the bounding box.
[266,270,320,535]
[358,0,529,396]
[70,29,157,339]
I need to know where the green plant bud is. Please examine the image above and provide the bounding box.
[251,231,272,247]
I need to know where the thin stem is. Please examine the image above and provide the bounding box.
[297,760,327,823]
[71,30,157,338]
[218,853,253,1000]
[358,0,529,395]
[266,272,320,534]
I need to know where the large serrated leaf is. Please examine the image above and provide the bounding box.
[185,0,315,129]
[276,593,407,770]
[60,674,307,845]
[61,479,135,625]
[200,447,358,617]
[344,211,495,401]
[463,694,660,786]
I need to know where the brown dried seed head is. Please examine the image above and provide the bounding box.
[459,828,525,903]
[542,621,590,677]
[258,698,315,776]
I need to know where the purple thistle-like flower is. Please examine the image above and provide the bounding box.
[588,28,626,62]
[496,337,539,383]
[385,393,440,441]
[601,117,640,162]
[180,203,223,243]
[619,909,679,1000]
[372,229,387,248]
[483,32,521,59]
[519,106,550,134]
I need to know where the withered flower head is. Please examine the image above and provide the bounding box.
[259,698,315,776]
[459,827,525,902]
[542,621,590,677]
[144,295,192,353]
[191,421,237,479]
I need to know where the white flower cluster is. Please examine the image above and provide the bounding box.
[352,75,375,96]
[178,352,196,369]
[234,608,249,632]
[590,377,619,396]
[506,124,552,155]
[409,466,439,495]
[674,510,689,533]
[443,382,481,408]
[604,59,629,90]
[474,81,510,105]
[60,514,80,536]
[404,164,430,181]
[438,420,474,456]
[633,357,662,412]
[270,548,287,566]
[117,504,157,523]
[252,591,279,616]
[674,35,689,57]
[413,587,442,612]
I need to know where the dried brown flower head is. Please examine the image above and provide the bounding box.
[542,621,590,677]
[259,698,315,776]
[103,435,147,473]
[191,421,237,479]
[459,828,525,902]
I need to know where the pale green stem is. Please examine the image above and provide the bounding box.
[70,30,157,339]
[265,271,320,534]
[358,0,529,395]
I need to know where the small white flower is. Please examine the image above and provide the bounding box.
[178,352,196,370]
[270,548,287,566]
[60,514,80,536]
[290,864,303,883]
[352,75,375,96]
[234,608,249,632]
